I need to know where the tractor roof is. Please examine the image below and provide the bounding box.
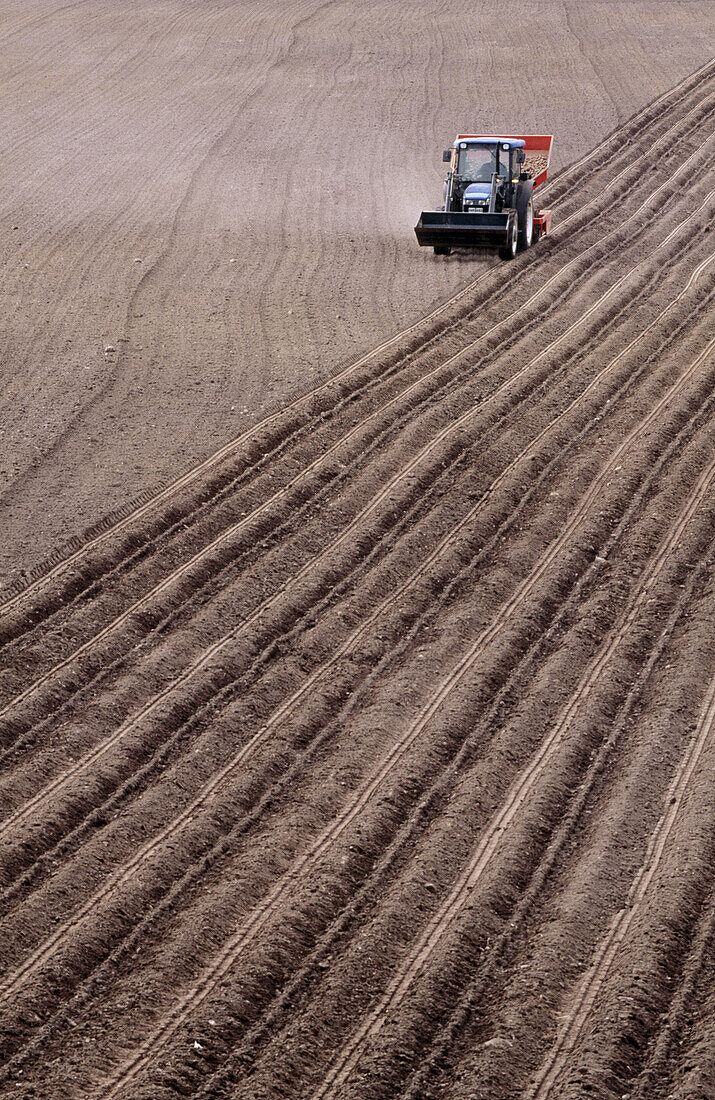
[454,136,526,148]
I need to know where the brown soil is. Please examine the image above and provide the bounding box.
[1,6,714,1100]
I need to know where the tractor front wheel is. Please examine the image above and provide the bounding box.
[519,198,534,250]
[499,218,518,261]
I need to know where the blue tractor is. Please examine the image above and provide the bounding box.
[415,134,553,260]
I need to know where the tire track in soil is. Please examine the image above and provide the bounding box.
[2,60,712,631]
[526,673,715,1100]
[1,147,711,854]
[0,1,256,462]
[93,330,715,1100]
[3,89,709,697]
[1,226,709,1021]
[311,454,715,1100]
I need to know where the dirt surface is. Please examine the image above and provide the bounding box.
[1,7,715,1100]
[1,1,714,581]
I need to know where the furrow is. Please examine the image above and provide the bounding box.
[629,886,715,1099]
[399,553,714,1100]
[191,241,713,804]
[2,230,709,963]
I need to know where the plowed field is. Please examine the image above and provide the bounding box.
[1,6,715,1100]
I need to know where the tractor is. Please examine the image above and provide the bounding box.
[414,134,553,259]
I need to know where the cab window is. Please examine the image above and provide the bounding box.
[457,144,508,182]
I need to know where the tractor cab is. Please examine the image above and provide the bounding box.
[448,138,525,216]
[458,141,510,181]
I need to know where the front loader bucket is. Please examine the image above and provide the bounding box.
[415,210,511,250]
